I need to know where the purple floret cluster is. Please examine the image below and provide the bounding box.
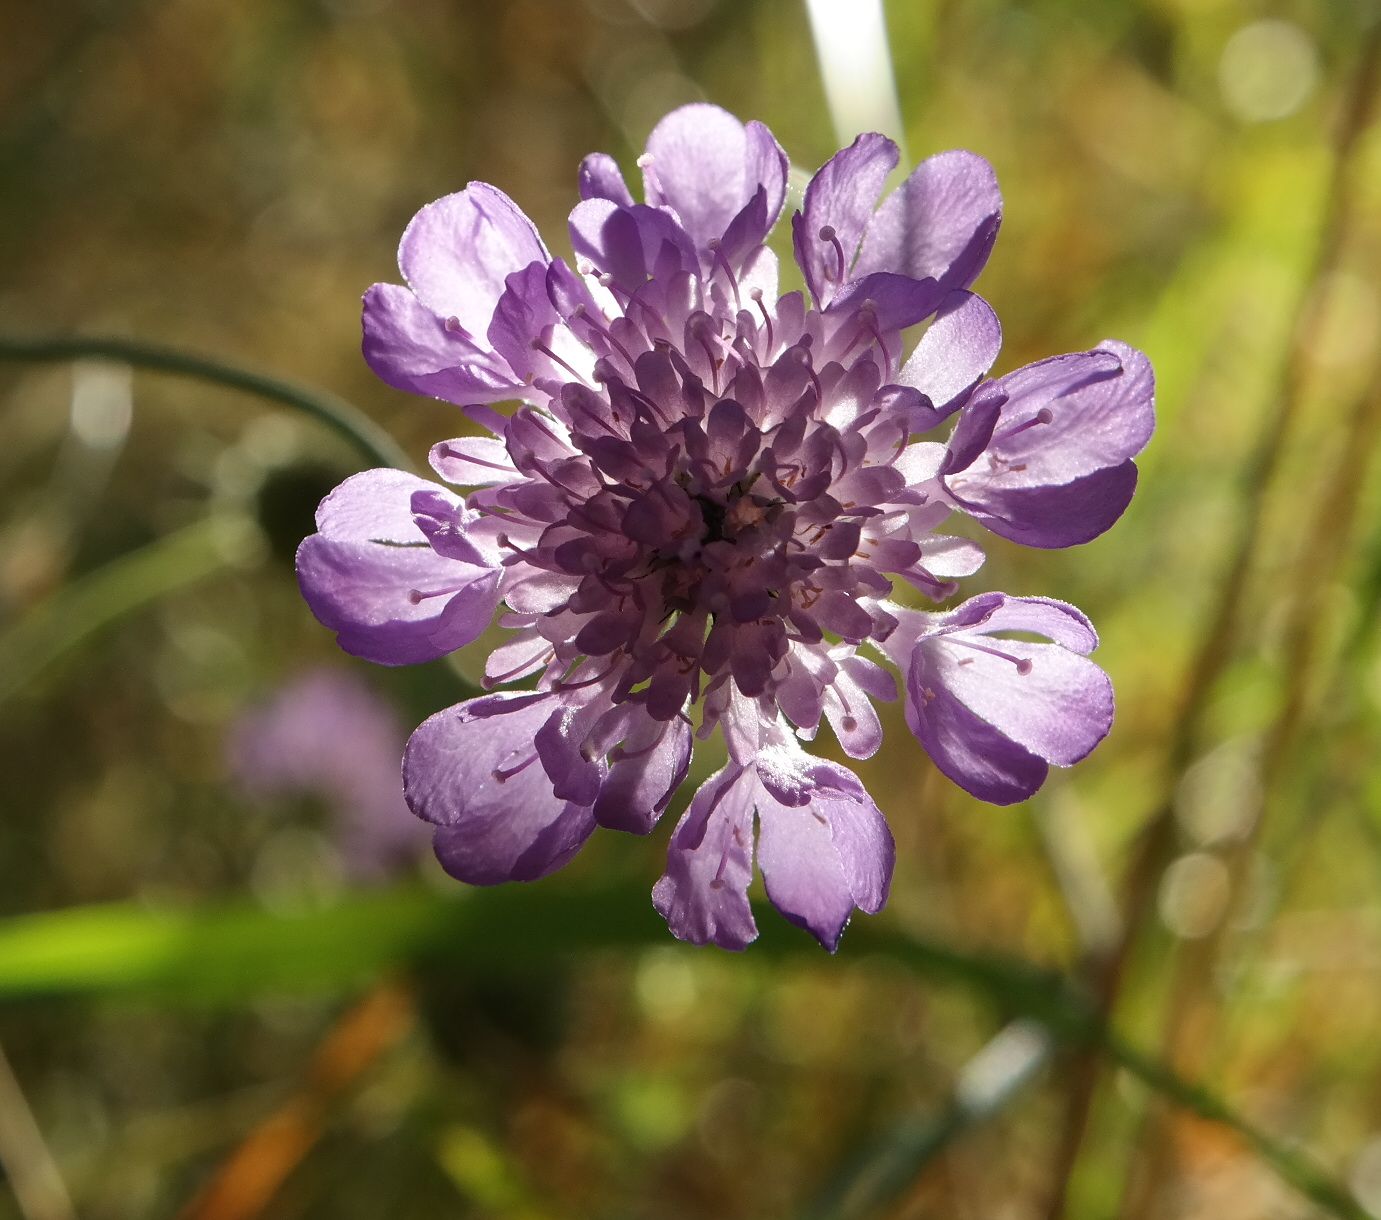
[297,104,1154,950]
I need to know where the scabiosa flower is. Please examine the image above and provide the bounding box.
[297,104,1154,950]
[227,669,427,879]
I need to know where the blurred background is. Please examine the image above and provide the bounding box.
[2,0,1380,1216]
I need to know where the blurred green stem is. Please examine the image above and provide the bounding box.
[0,333,411,472]
[806,1020,1052,1220]
[0,515,257,706]
[1043,23,1381,1220]
[0,1042,75,1220]
[0,886,1367,1220]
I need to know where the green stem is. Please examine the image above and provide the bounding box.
[0,515,256,706]
[0,333,412,472]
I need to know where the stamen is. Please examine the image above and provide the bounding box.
[948,636,1034,674]
[623,385,675,427]
[493,752,541,783]
[858,304,894,369]
[710,835,735,889]
[707,238,742,310]
[818,224,847,284]
[407,583,465,604]
[750,289,775,357]
[572,303,636,368]
[690,315,725,394]
[436,443,513,474]
[488,646,557,686]
[496,534,542,562]
[993,406,1054,446]
[530,338,592,386]
[790,344,823,403]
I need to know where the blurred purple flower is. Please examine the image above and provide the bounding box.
[297,104,1154,949]
[227,669,426,878]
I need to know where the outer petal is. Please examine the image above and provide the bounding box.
[928,635,1114,767]
[826,271,943,332]
[486,260,596,387]
[568,199,698,294]
[362,284,526,405]
[652,766,758,950]
[594,714,693,833]
[958,345,1153,487]
[819,768,894,916]
[905,648,1049,804]
[953,460,1140,548]
[296,471,501,665]
[404,693,595,884]
[429,436,522,486]
[756,760,894,950]
[756,786,854,951]
[640,106,784,254]
[397,183,549,333]
[970,595,1100,654]
[853,150,1002,294]
[578,152,634,206]
[897,291,1002,418]
[792,133,899,307]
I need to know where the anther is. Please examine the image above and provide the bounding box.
[818,224,847,284]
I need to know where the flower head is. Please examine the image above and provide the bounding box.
[297,104,1154,950]
[227,668,427,878]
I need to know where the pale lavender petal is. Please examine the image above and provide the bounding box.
[579,152,634,206]
[906,649,1049,804]
[297,471,500,665]
[642,104,755,250]
[970,595,1099,654]
[826,271,944,332]
[930,635,1112,767]
[792,133,899,306]
[429,436,522,486]
[296,537,495,665]
[898,291,1002,416]
[822,666,884,759]
[817,769,894,915]
[313,469,433,541]
[534,694,610,806]
[917,535,986,578]
[954,461,1140,548]
[594,715,692,833]
[756,785,854,951]
[942,392,1002,473]
[968,344,1154,487]
[362,284,525,405]
[652,767,758,949]
[568,199,697,294]
[397,183,549,332]
[853,150,1002,293]
[404,693,595,884]
[756,759,894,949]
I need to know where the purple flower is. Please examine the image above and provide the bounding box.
[227,669,427,878]
[297,104,1154,950]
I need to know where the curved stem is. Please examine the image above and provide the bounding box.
[0,515,257,707]
[0,333,412,472]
